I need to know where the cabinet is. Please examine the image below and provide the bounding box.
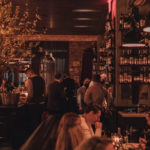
[119,46,150,104]
[117,12,150,105]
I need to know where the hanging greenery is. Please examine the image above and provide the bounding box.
[0,0,41,60]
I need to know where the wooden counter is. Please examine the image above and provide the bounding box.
[118,111,146,118]
[117,111,147,130]
[0,103,46,149]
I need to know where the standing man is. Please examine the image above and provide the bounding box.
[84,74,105,107]
[25,68,46,103]
[24,68,46,137]
[47,73,67,113]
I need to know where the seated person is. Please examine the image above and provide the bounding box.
[55,112,83,150]
[80,105,102,139]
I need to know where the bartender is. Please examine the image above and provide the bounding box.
[25,68,45,103]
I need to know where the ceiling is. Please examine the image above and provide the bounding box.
[13,0,109,35]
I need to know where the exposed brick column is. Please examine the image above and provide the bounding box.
[69,41,92,85]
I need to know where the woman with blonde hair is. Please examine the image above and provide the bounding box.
[55,112,83,150]
[75,136,114,150]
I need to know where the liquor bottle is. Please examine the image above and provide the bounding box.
[143,67,147,83]
[148,53,150,65]
[120,68,123,83]
[119,13,124,29]
[148,68,150,83]
[143,51,147,65]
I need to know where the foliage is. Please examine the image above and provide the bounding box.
[0,0,41,59]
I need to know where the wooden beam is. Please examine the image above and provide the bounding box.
[19,35,99,41]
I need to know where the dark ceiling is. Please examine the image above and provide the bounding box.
[14,0,108,35]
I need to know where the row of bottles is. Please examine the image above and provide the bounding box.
[98,48,114,56]
[120,55,150,65]
[96,12,115,84]
[98,65,113,83]
[120,49,150,65]
[99,56,113,65]
[119,67,150,83]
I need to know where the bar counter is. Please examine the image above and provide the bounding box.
[118,111,147,129]
[0,102,46,149]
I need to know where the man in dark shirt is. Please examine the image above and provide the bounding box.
[47,73,67,113]
[24,68,46,137]
[25,68,45,103]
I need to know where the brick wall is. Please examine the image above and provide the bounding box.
[69,41,93,85]
[23,35,99,84]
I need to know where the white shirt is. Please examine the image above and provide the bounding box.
[80,115,102,140]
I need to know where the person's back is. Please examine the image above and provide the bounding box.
[62,75,76,98]
[55,112,83,150]
[47,80,66,113]
[31,76,45,102]
[84,74,105,107]
[47,73,67,114]
[25,68,45,103]
[84,82,105,107]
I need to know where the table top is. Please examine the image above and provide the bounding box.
[118,111,146,118]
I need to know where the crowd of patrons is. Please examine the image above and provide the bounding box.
[18,69,117,150]
[3,68,149,150]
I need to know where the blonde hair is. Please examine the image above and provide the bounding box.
[55,112,83,150]
[75,136,112,150]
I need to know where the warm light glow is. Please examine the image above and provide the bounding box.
[24,92,28,97]
[113,137,120,143]
[73,18,94,21]
[72,9,98,12]
[122,43,146,47]
[19,60,31,64]
[107,0,112,13]
[143,27,150,32]
[74,25,90,28]
[49,15,54,28]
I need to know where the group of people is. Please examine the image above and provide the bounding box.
[77,73,113,112]
[21,68,150,150]
[20,105,115,150]
[18,68,116,150]
[1,68,150,150]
